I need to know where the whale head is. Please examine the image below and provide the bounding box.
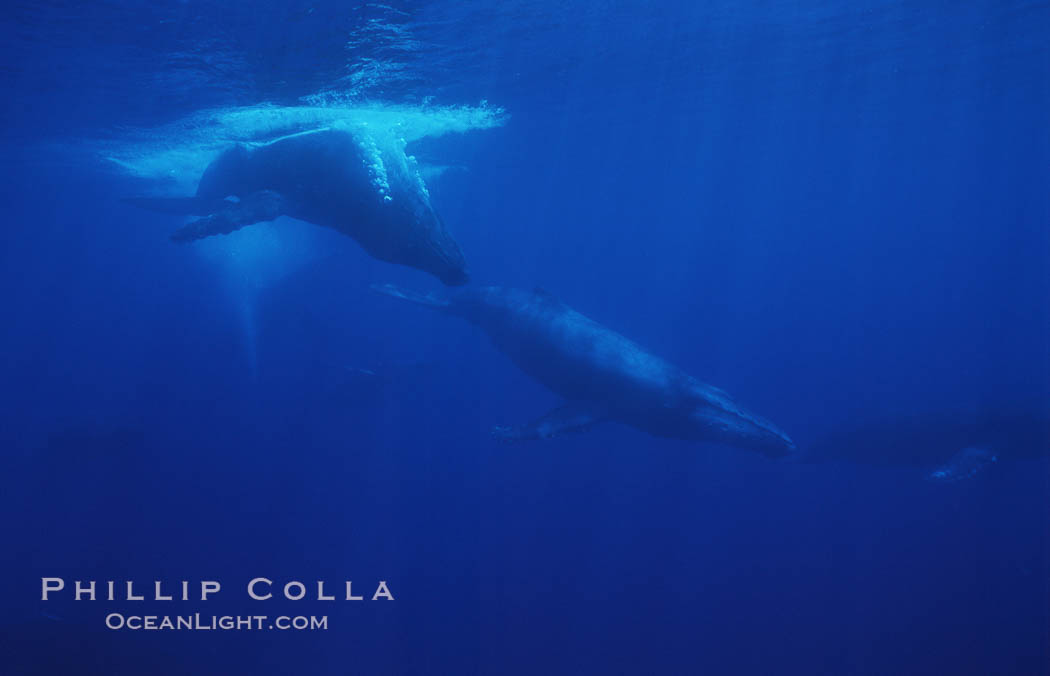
[735,417,798,458]
[682,383,797,458]
[698,408,797,458]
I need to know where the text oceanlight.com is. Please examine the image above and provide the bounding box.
[105,614,329,631]
[41,577,394,631]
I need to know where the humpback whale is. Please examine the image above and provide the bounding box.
[373,284,796,457]
[803,408,1049,482]
[126,128,469,285]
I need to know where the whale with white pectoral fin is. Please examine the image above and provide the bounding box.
[802,408,1049,482]
[373,284,796,457]
[126,128,470,286]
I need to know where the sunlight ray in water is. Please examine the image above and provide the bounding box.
[192,218,326,379]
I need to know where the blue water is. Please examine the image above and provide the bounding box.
[1,1,1048,674]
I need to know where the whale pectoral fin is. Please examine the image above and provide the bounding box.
[492,402,607,443]
[927,447,998,483]
[169,190,287,243]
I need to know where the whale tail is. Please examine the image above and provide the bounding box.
[370,283,450,310]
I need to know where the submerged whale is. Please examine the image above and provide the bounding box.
[126,128,469,285]
[374,284,796,457]
[803,408,1049,482]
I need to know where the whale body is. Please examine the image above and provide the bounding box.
[374,284,796,457]
[126,128,469,285]
[804,408,1049,482]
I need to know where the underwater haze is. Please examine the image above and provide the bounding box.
[1,1,1048,674]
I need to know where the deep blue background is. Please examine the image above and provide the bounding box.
[1,1,1048,674]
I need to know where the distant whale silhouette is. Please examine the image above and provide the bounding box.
[126,128,469,285]
[803,408,1049,482]
[373,284,796,457]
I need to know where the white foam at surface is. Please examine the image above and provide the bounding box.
[100,102,505,194]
